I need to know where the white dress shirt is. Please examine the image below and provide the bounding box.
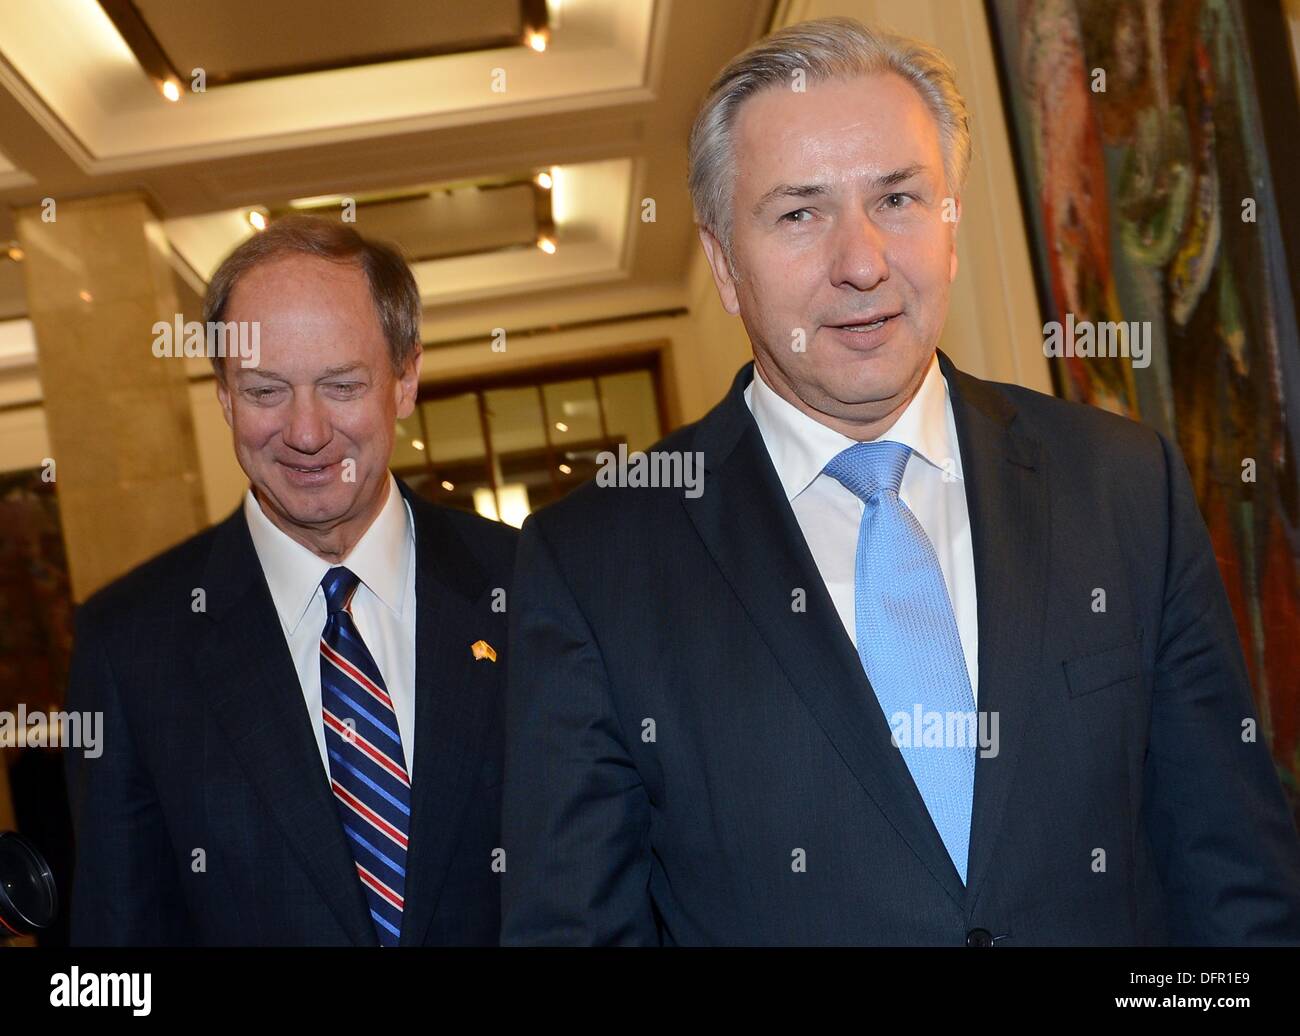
[243,473,419,779]
[745,353,980,703]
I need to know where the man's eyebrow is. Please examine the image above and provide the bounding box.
[234,367,286,382]
[751,165,931,217]
[870,164,927,189]
[232,364,366,382]
[751,183,829,216]
[318,363,366,379]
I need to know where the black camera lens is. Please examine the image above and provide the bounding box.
[0,831,58,936]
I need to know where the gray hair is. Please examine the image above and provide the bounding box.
[687,17,972,256]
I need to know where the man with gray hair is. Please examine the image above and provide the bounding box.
[501,18,1300,944]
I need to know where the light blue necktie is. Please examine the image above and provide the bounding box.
[824,440,975,884]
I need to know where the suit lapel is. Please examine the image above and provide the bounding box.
[937,352,1051,908]
[395,481,498,947]
[683,363,967,908]
[192,509,378,946]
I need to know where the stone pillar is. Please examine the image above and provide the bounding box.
[14,193,207,602]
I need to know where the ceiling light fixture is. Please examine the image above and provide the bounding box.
[526,29,549,52]
[100,1,188,103]
[247,210,268,231]
[5,243,22,262]
[537,234,557,255]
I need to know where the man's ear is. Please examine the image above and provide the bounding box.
[698,226,741,315]
[215,370,234,429]
[395,345,423,419]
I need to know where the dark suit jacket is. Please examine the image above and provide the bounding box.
[64,478,516,945]
[501,352,1300,945]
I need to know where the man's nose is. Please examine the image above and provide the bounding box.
[829,207,890,292]
[282,389,332,454]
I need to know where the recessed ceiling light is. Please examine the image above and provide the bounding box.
[526,30,548,52]
[554,421,568,432]
[160,78,182,102]
[441,480,455,492]
[535,171,553,190]
[247,211,268,231]
[537,235,557,255]
[558,463,572,475]
[5,244,22,262]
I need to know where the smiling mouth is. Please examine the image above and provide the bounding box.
[281,461,335,473]
[830,313,899,332]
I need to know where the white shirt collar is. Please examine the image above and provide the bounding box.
[744,351,963,501]
[243,472,414,635]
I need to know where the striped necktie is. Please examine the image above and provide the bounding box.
[824,441,976,884]
[319,566,410,945]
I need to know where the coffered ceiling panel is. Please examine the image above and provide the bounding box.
[0,0,654,169]
[129,0,529,83]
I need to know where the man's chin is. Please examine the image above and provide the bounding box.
[818,345,923,404]
[814,366,909,409]
[259,481,360,531]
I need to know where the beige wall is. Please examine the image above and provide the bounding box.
[674,244,754,423]
[0,404,49,471]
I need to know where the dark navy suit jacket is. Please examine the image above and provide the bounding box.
[501,352,1300,945]
[65,479,515,945]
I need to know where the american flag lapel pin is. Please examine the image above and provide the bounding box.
[470,639,497,662]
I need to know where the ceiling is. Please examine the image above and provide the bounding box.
[126,0,533,82]
[0,0,772,381]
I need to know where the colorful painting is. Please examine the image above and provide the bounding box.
[988,0,1300,820]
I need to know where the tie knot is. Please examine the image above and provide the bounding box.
[823,440,912,502]
[321,566,360,615]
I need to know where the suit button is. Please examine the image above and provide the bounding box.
[965,927,994,947]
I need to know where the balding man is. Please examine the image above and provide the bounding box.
[66,217,515,945]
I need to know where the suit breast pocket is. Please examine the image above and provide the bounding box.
[1062,636,1144,698]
